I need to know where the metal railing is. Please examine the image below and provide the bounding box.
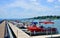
[7,23,14,38]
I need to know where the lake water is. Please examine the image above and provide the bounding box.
[53,19,60,33]
[21,19,60,34]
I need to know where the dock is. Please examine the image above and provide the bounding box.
[0,21,5,38]
[0,21,60,38]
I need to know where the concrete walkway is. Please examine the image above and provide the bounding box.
[8,22,30,38]
[0,21,5,38]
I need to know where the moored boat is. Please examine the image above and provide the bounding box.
[27,21,58,36]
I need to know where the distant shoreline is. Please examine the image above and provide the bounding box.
[0,16,60,20]
[29,16,60,20]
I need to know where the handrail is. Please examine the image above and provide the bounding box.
[7,23,14,38]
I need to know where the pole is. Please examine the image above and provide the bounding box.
[51,24,54,38]
[34,31,36,35]
[30,31,31,36]
[17,30,18,38]
[51,28,52,38]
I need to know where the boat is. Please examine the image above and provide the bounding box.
[27,21,58,36]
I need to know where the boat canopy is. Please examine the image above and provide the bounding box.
[31,22,38,24]
[39,21,54,24]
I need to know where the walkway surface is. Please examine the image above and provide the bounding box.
[0,21,6,38]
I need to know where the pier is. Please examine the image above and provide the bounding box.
[0,21,60,38]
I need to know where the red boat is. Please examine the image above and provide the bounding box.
[27,22,58,35]
[27,25,45,32]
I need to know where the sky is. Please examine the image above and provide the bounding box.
[0,0,60,19]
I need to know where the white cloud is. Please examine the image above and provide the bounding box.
[47,0,54,3]
[58,0,60,2]
[30,0,37,2]
[55,5,60,8]
[3,0,52,12]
